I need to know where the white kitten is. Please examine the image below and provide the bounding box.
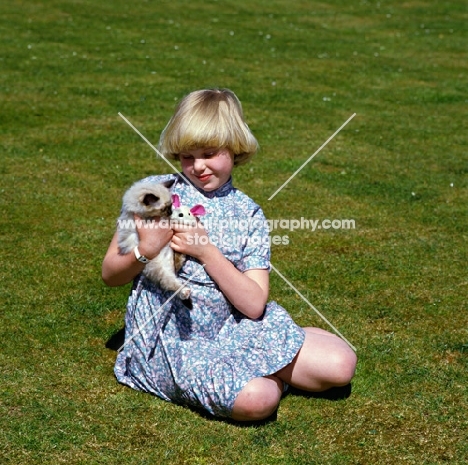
[116,179,205,301]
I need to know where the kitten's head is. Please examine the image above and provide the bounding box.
[122,179,174,219]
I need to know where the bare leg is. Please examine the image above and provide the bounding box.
[275,327,357,391]
[231,375,283,421]
[230,327,356,420]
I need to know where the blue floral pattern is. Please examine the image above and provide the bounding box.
[114,174,305,417]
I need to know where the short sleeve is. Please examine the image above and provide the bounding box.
[237,206,271,273]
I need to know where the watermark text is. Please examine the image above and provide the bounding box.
[117,217,356,233]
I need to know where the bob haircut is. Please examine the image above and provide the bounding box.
[158,88,259,166]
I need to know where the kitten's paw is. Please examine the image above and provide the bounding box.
[179,287,191,300]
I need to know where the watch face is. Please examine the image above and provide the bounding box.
[139,256,149,264]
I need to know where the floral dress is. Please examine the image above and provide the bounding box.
[114,174,305,418]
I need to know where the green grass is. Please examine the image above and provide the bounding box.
[1,0,467,463]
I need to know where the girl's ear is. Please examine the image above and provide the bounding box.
[172,194,181,208]
[190,204,206,216]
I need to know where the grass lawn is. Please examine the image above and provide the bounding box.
[1,0,466,463]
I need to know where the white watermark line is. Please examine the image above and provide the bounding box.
[270,263,357,352]
[118,112,194,190]
[117,217,356,232]
[117,265,206,353]
[268,113,357,201]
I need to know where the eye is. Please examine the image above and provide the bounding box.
[204,150,217,158]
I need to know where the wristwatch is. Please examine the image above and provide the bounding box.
[134,246,150,264]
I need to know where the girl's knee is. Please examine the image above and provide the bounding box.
[329,346,357,386]
[231,377,282,421]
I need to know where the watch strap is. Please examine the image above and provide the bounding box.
[134,246,150,264]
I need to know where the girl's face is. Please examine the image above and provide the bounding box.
[179,147,234,192]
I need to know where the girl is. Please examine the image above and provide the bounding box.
[102,88,357,421]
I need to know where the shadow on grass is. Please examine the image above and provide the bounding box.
[105,327,126,351]
[287,383,353,401]
[186,405,279,427]
[105,328,352,426]
[187,384,353,427]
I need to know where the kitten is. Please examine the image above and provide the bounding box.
[117,178,195,300]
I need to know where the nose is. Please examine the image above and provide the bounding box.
[193,157,206,173]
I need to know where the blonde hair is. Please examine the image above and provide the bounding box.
[158,88,258,166]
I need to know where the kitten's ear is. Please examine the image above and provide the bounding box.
[162,179,175,189]
[143,194,159,206]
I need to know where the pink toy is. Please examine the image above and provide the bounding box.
[171,194,206,225]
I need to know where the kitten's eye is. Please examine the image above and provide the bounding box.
[178,213,184,217]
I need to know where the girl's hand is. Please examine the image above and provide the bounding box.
[170,220,212,261]
[170,218,269,319]
[135,214,174,259]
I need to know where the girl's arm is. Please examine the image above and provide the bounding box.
[102,217,174,287]
[171,222,269,319]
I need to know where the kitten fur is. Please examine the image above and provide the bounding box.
[116,179,191,300]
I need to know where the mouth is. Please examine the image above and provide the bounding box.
[197,174,212,183]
